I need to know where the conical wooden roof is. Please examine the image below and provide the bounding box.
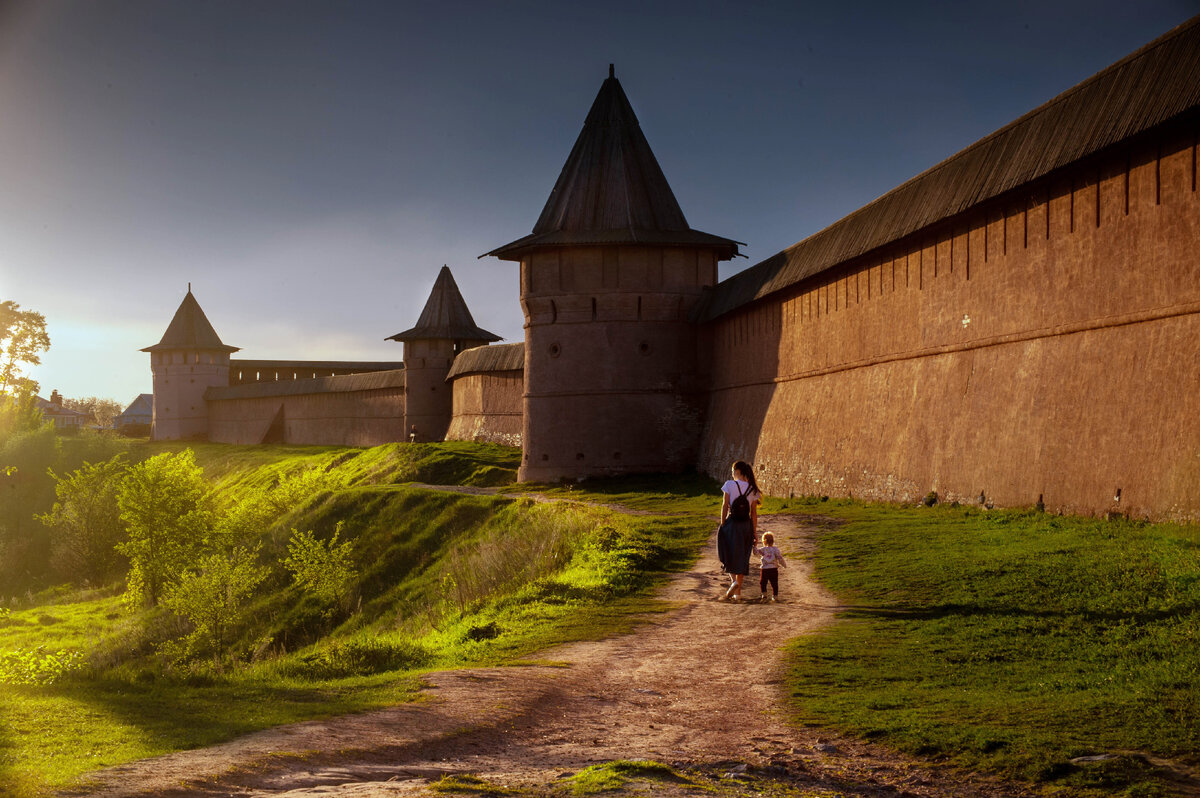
[142,289,239,353]
[485,66,740,261]
[386,266,501,342]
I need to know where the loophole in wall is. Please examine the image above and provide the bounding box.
[548,343,561,358]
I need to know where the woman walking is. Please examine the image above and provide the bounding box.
[716,460,761,601]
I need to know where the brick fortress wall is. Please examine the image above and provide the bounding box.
[206,370,407,446]
[446,371,523,447]
[698,119,1200,521]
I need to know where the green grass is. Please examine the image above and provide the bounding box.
[564,760,691,794]
[0,442,710,798]
[152,439,521,491]
[1,673,420,796]
[785,501,1200,795]
[431,773,527,795]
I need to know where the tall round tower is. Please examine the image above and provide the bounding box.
[387,266,500,441]
[485,67,740,482]
[141,288,239,441]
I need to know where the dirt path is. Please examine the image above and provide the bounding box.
[69,513,1035,798]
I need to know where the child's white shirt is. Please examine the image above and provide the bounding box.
[755,544,786,569]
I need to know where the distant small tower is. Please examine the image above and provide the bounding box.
[485,66,739,481]
[141,288,239,441]
[387,266,500,442]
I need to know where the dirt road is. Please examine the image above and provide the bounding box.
[70,513,1033,797]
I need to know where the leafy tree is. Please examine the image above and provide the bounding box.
[62,397,124,429]
[161,545,268,663]
[0,425,61,591]
[38,455,129,585]
[283,524,357,616]
[116,449,215,607]
[0,387,45,442]
[0,301,50,397]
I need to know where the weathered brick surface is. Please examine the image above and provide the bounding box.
[699,128,1200,521]
[208,388,407,446]
[149,350,230,441]
[518,245,717,481]
[446,371,523,447]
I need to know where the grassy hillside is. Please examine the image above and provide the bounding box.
[0,442,713,797]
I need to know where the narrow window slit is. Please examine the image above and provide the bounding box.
[1046,187,1051,239]
[1124,154,1131,215]
[1155,144,1162,205]
[1070,178,1076,233]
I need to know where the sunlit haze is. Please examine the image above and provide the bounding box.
[1,0,1193,406]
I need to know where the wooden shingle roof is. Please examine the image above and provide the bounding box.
[694,15,1200,322]
[142,290,239,353]
[386,266,501,343]
[485,66,740,261]
[446,342,524,380]
[206,368,406,401]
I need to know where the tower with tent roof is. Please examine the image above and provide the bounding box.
[484,65,740,481]
[387,265,501,441]
[141,287,239,441]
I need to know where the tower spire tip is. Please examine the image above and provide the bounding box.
[609,63,614,79]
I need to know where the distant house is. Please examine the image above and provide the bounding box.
[36,390,88,429]
[116,393,153,428]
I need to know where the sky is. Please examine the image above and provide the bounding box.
[1,0,1196,405]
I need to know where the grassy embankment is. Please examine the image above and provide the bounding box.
[0,442,716,798]
[4,441,1197,798]
[786,499,1200,797]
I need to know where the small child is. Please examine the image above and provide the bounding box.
[755,532,787,602]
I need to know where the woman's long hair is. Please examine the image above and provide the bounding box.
[732,460,760,498]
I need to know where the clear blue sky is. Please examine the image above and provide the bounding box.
[1,0,1195,404]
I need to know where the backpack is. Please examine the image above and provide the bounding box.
[729,481,752,522]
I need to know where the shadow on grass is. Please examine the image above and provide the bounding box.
[839,601,1200,624]
[0,704,22,796]
[54,673,416,769]
[529,471,718,499]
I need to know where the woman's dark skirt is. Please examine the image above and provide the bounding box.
[717,517,755,576]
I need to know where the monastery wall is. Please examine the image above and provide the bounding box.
[699,121,1200,521]
[206,371,407,446]
[446,371,523,447]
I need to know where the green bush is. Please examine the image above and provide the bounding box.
[277,637,431,680]
[116,449,216,607]
[160,545,269,663]
[463,621,501,642]
[38,455,130,584]
[0,646,84,685]
[283,524,357,616]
